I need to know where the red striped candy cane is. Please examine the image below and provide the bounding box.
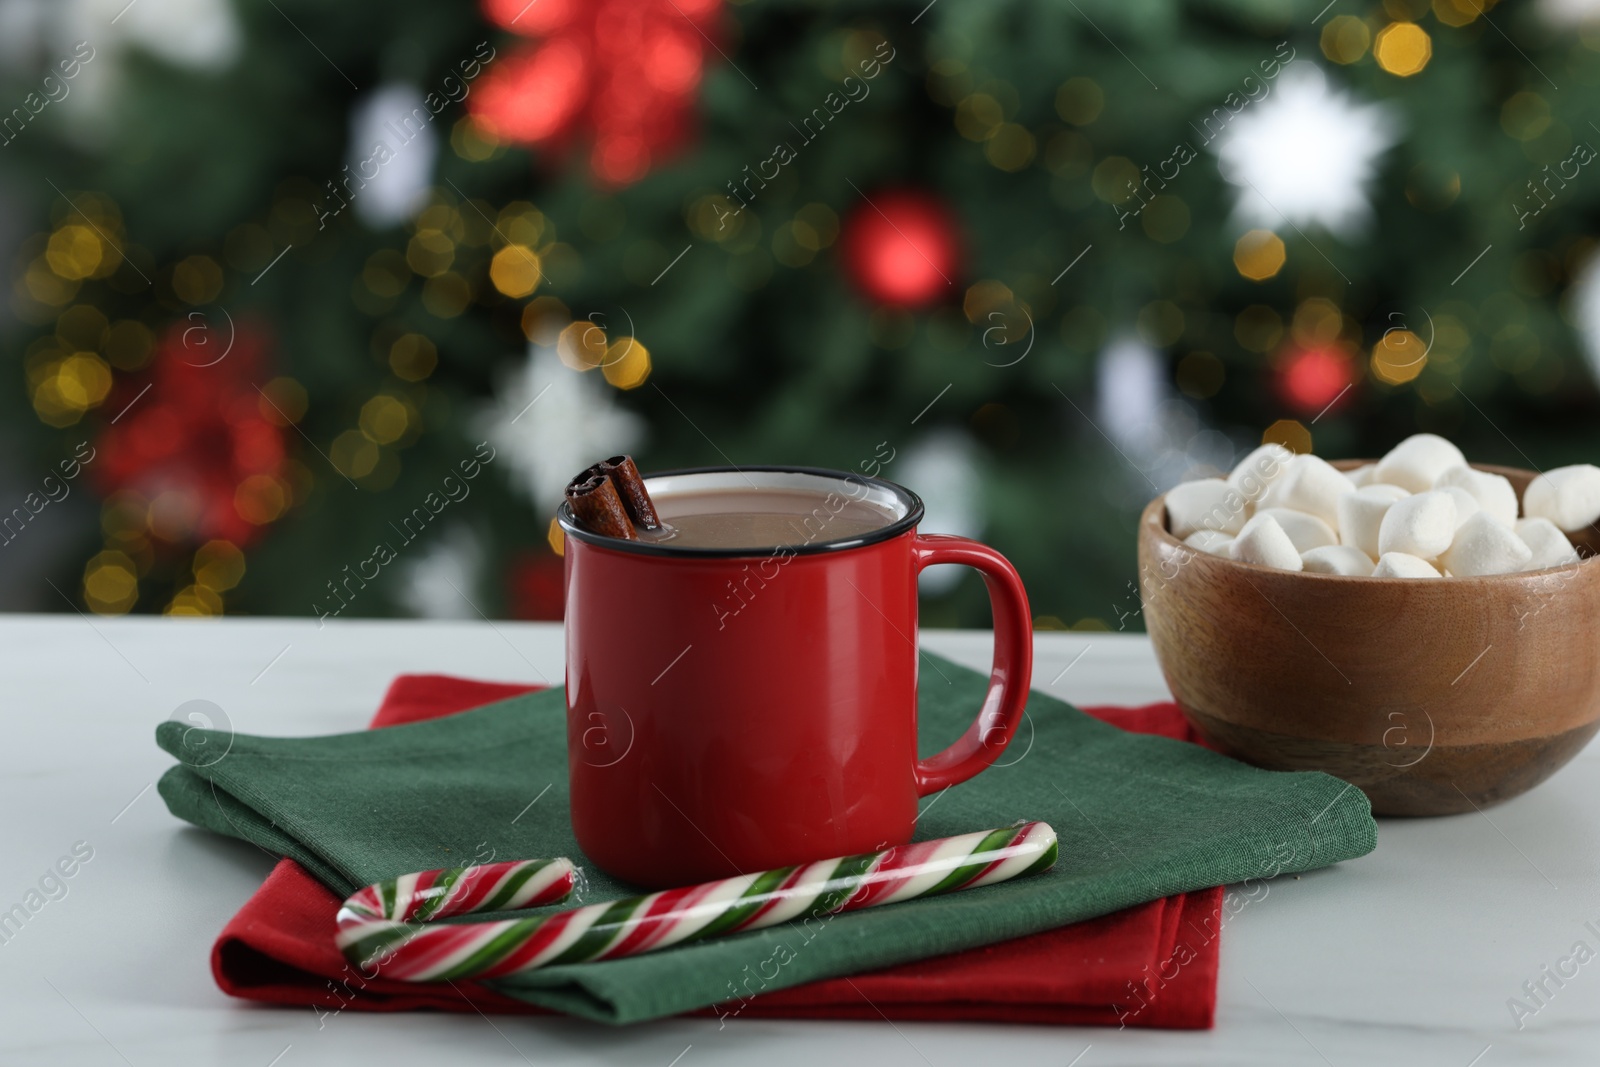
[336,822,1057,982]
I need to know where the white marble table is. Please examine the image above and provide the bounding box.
[0,614,1594,1065]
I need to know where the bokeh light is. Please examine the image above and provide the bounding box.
[1263,418,1313,455]
[1375,22,1432,77]
[1321,16,1371,64]
[1279,346,1357,414]
[489,244,543,297]
[1233,230,1286,281]
[1372,328,1428,384]
[601,338,651,389]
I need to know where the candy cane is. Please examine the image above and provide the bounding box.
[336,822,1058,982]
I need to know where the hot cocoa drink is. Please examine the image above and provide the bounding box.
[648,487,898,549]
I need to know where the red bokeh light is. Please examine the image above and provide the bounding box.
[838,190,961,307]
[472,0,715,187]
[1277,346,1358,416]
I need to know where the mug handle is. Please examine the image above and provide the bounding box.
[910,533,1034,797]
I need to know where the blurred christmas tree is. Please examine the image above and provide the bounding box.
[2,0,1599,628]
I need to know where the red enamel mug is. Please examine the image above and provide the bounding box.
[559,465,1033,888]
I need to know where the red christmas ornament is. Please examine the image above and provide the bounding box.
[473,0,719,186]
[1277,345,1358,416]
[838,190,961,307]
[93,321,290,548]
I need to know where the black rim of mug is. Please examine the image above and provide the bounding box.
[556,464,927,559]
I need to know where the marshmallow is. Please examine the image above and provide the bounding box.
[1439,511,1534,577]
[1378,491,1458,560]
[1516,517,1581,571]
[1438,486,1481,531]
[1164,478,1248,538]
[1255,507,1338,553]
[1226,443,1294,506]
[1258,455,1357,527]
[1433,465,1518,527]
[1372,552,1443,579]
[1347,464,1377,488]
[1301,544,1376,577]
[1373,433,1469,493]
[1229,514,1304,571]
[1523,464,1600,533]
[1336,484,1410,560]
[1183,530,1235,556]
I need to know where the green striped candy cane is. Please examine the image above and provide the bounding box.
[336,821,1058,981]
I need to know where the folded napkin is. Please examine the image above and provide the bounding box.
[208,674,1221,1027]
[158,652,1376,1025]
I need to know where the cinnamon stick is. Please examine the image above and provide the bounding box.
[564,471,637,540]
[597,455,661,531]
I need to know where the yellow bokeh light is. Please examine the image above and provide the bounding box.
[172,255,224,305]
[194,540,245,592]
[1138,301,1185,347]
[1375,22,1432,77]
[1372,328,1428,384]
[963,280,1015,324]
[166,584,224,617]
[1054,77,1104,126]
[359,394,411,445]
[548,517,565,556]
[235,473,289,525]
[406,229,455,277]
[26,257,81,306]
[415,204,463,241]
[1264,419,1313,455]
[330,430,381,480]
[1433,0,1482,27]
[451,116,502,162]
[789,220,821,252]
[389,333,438,382]
[1292,297,1345,347]
[1091,157,1141,204]
[32,353,113,426]
[557,319,608,371]
[521,296,569,343]
[497,203,547,249]
[1501,92,1551,142]
[795,203,839,248]
[601,338,651,390]
[954,93,1003,141]
[421,272,471,318]
[46,225,104,281]
[84,550,138,615]
[489,244,542,297]
[772,221,817,268]
[984,123,1036,171]
[54,353,113,408]
[1320,16,1371,64]
[1234,230,1286,281]
[257,376,309,425]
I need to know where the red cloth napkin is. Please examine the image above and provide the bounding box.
[210,676,1224,1029]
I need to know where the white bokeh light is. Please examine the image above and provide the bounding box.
[1212,63,1400,237]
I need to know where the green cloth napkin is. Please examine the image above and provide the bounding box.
[157,652,1375,1025]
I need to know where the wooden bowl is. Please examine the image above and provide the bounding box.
[1139,463,1600,816]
